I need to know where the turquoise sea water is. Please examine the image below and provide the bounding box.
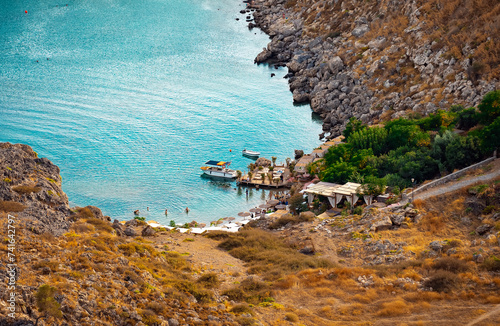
[0,0,322,224]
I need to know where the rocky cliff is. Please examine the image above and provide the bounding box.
[246,0,499,138]
[0,143,71,236]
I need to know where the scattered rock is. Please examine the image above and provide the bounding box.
[429,241,443,252]
[476,224,493,235]
[141,225,156,237]
[124,227,137,237]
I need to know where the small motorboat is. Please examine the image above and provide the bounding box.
[200,160,238,179]
[242,149,260,158]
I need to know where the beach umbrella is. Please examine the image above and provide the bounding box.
[259,204,272,209]
[198,223,206,228]
[275,204,287,210]
[249,208,262,213]
[268,199,279,206]
[238,212,250,217]
[228,216,236,220]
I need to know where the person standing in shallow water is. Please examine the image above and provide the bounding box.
[164,209,168,215]
[185,207,190,213]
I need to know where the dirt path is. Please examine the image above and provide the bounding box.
[154,231,248,289]
[415,159,500,200]
[465,304,500,325]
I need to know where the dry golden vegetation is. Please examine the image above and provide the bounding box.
[201,177,500,325]
[0,213,245,325]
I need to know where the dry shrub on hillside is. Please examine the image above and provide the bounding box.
[70,206,94,221]
[230,303,254,315]
[12,185,41,194]
[196,272,219,289]
[424,270,459,292]
[0,200,26,212]
[432,257,469,273]
[85,218,113,233]
[376,298,411,316]
[214,229,334,280]
[483,256,500,272]
[71,222,94,233]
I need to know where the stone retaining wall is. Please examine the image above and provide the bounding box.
[404,155,497,201]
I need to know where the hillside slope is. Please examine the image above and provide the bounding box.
[246,0,499,137]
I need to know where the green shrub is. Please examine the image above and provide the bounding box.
[134,216,145,221]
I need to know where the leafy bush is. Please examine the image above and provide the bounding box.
[478,90,500,125]
[134,216,145,221]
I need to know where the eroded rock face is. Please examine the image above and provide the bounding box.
[0,143,71,235]
[249,0,499,138]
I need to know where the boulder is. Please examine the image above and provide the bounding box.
[370,215,392,231]
[141,225,156,237]
[465,198,486,215]
[299,246,315,255]
[352,24,370,37]
[391,214,405,226]
[294,150,304,160]
[125,219,138,227]
[476,224,493,235]
[429,241,443,252]
[328,56,344,74]
[124,227,136,237]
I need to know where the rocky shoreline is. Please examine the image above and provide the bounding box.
[243,0,499,138]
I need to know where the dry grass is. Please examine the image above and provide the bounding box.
[376,298,411,316]
[0,200,26,212]
[12,185,41,194]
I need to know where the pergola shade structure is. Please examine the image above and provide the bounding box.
[303,182,362,208]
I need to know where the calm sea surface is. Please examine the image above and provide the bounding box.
[0,0,322,224]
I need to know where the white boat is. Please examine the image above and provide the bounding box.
[242,149,260,157]
[201,160,238,179]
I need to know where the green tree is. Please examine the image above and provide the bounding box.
[358,176,386,197]
[455,107,479,130]
[478,90,500,125]
[445,135,482,171]
[480,116,500,154]
[385,119,427,150]
[343,117,367,141]
[348,126,388,155]
[288,193,306,215]
[431,130,458,168]
[236,170,242,181]
[35,284,62,326]
[271,156,277,167]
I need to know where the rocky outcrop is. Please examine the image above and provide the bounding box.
[245,0,499,138]
[0,143,71,235]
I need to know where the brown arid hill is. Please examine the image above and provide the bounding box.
[1,143,499,326]
[246,0,500,138]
